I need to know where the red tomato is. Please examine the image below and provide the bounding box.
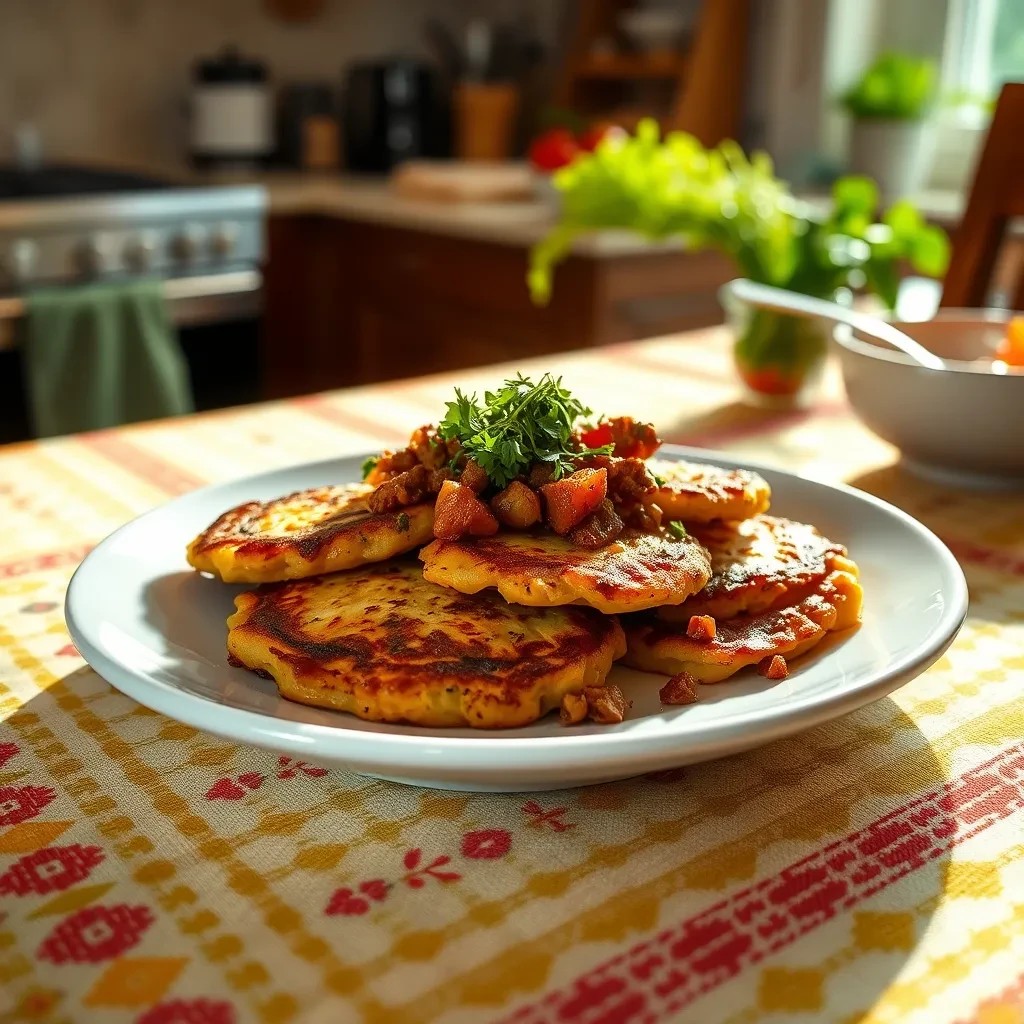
[737,365,802,396]
[579,423,614,448]
[578,123,625,152]
[528,129,580,172]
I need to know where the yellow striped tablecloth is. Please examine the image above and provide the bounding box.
[1,328,1023,1024]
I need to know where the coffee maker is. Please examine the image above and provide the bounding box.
[342,59,451,173]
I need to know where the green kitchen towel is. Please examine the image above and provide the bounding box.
[21,279,194,437]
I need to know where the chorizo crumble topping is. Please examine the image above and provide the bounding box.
[364,374,672,548]
[660,672,700,705]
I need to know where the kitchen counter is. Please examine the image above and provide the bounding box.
[195,168,970,247]
[193,169,684,256]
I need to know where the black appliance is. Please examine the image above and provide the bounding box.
[342,59,451,173]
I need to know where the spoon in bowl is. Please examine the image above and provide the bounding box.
[727,279,947,371]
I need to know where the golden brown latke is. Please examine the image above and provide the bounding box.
[657,516,849,622]
[645,459,771,523]
[227,561,626,729]
[187,483,433,583]
[623,557,862,683]
[419,527,712,615]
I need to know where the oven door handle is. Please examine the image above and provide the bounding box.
[0,270,262,348]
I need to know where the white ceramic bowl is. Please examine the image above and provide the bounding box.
[834,310,1024,488]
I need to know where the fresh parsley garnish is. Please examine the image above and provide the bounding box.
[361,456,379,480]
[667,520,687,539]
[437,373,614,488]
[395,512,410,533]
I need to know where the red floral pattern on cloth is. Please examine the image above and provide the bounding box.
[522,801,575,832]
[205,757,329,799]
[275,755,328,778]
[461,829,513,859]
[325,881,390,917]
[325,832,513,916]
[0,844,105,896]
[37,904,155,964]
[0,783,56,826]
[0,740,19,768]
[205,773,264,800]
[136,999,237,1024]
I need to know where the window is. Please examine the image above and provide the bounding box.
[942,0,1024,108]
[925,0,1024,188]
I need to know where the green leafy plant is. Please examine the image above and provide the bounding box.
[528,119,950,310]
[438,372,613,488]
[840,51,937,120]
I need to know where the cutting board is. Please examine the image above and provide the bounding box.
[390,161,536,203]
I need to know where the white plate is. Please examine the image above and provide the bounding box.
[65,447,968,792]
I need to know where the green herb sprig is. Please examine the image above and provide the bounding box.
[438,373,613,488]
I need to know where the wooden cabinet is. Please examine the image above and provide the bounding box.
[261,213,734,399]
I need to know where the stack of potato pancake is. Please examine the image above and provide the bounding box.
[187,439,862,730]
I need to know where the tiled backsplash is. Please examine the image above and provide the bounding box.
[0,0,554,171]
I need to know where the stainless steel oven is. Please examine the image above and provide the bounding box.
[0,168,266,441]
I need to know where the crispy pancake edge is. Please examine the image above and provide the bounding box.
[226,564,627,729]
[187,484,434,583]
[623,560,863,683]
[419,529,713,614]
[658,517,849,622]
[645,459,772,523]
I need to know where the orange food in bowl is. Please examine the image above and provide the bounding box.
[995,316,1024,367]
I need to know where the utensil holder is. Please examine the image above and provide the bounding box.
[453,83,520,162]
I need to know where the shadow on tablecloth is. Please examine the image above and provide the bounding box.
[3,662,964,1024]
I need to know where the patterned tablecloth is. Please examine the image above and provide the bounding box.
[1,328,1023,1024]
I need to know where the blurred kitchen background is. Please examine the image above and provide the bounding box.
[0,0,1021,441]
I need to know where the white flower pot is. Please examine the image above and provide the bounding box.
[847,118,934,199]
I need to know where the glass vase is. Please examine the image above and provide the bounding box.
[720,282,833,409]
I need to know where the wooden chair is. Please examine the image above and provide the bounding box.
[941,82,1024,310]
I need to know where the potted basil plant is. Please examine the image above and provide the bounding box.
[528,120,949,406]
[842,51,937,199]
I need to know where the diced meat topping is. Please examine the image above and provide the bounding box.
[541,468,608,535]
[758,654,789,680]
[367,465,452,513]
[686,615,717,641]
[559,691,589,725]
[433,480,499,540]
[660,672,699,705]
[567,499,624,549]
[583,684,630,724]
[491,481,542,529]
[365,418,665,547]
[459,458,489,494]
[367,425,458,483]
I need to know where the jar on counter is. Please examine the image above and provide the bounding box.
[278,82,340,170]
[190,46,273,169]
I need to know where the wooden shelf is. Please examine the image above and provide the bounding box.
[573,54,688,80]
[554,0,749,147]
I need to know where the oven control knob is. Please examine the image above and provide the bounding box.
[209,222,237,259]
[171,225,205,263]
[73,237,107,277]
[1,239,37,284]
[124,233,156,271]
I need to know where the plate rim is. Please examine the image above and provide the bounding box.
[65,445,969,775]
